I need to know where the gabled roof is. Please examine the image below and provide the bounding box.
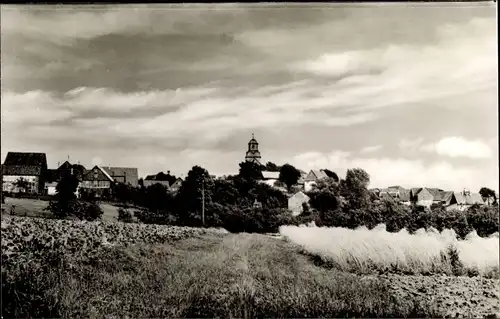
[4,152,47,167]
[411,188,423,196]
[433,191,453,202]
[466,193,484,205]
[305,169,329,181]
[102,166,139,186]
[144,174,156,181]
[262,171,280,179]
[97,166,114,181]
[379,192,396,201]
[399,190,411,201]
[388,185,406,192]
[289,191,310,200]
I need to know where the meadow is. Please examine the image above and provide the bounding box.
[2,215,500,318]
[280,223,499,278]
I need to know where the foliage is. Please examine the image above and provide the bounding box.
[117,207,133,223]
[13,178,30,193]
[322,168,339,182]
[479,187,497,205]
[0,218,442,318]
[238,161,263,181]
[278,163,301,190]
[264,161,281,172]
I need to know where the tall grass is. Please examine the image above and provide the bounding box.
[2,232,442,318]
[280,223,499,277]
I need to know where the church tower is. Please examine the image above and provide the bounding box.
[245,133,262,165]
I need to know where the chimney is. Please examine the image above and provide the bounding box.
[57,161,60,167]
[167,170,171,175]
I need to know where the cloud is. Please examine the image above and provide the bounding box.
[398,136,493,159]
[290,150,498,192]
[421,137,493,159]
[359,145,382,154]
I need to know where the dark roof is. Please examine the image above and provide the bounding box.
[399,190,411,201]
[144,174,156,180]
[4,152,47,167]
[102,166,139,186]
[2,165,42,176]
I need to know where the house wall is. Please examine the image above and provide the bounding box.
[79,180,111,189]
[2,175,39,194]
[304,181,316,192]
[288,193,310,217]
[416,189,434,208]
[143,180,170,188]
[445,204,468,212]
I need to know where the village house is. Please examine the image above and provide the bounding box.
[446,190,485,211]
[259,171,280,187]
[2,152,48,194]
[303,169,329,192]
[288,191,310,216]
[168,177,184,193]
[143,171,176,188]
[45,161,87,195]
[101,166,139,187]
[79,165,114,197]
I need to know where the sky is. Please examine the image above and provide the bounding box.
[1,3,498,191]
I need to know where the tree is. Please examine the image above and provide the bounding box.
[278,163,301,190]
[238,161,263,181]
[14,178,30,193]
[265,161,281,172]
[175,166,214,223]
[340,168,371,210]
[322,169,339,183]
[479,187,497,205]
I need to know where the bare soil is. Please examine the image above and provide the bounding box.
[375,274,500,318]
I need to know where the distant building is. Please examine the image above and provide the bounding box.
[102,166,139,187]
[2,152,48,194]
[143,171,175,188]
[258,171,280,187]
[303,169,330,192]
[245,133,262,165]
[79,165,114,196]
[45,161,87,195]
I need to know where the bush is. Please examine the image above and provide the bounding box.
[117,207,134,223]
[45,199,103,221]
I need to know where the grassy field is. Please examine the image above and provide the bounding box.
[1,197,121,221]
[280,224,500,277]
[2,209,499,318]
[2,215,446,318]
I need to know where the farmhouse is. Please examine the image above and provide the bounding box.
[102,166,139,187]
[446,190,485,211]
[303,169,329,192]
[79,165,114,196]
[2,152,48,194]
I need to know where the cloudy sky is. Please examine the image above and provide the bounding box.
[1,3,497,191]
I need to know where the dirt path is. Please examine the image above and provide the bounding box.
[377,274,500,318]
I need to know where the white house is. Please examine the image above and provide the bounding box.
[288,191,310,216]
[2,152,48,194]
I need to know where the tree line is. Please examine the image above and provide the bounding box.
[45,161,499,237]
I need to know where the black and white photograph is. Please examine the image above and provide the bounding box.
[1,2,498,318]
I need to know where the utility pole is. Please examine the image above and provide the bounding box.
[201,178,205,227]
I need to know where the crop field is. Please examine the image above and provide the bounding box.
[2,216,499,318]
[279,224,500,277]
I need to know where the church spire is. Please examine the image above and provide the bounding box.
[245,133,262,164]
